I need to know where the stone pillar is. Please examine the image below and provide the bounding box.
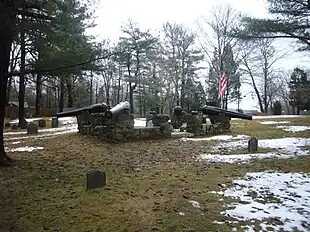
[186,111,202,136]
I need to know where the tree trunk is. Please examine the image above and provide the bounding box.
[18,10,26,128]
[90,72,93,105]
[249,73,264,113]
[292,106,296,115]
[285,101,290,115]
[47,87,51,108]
[55,84,59,109]
[175,85,180,106]
[6,77,12,106]
[180,80,185,108]
[59,78,65,112]
[35,73,42,116]
[129,83,135,114]
[139,83,142,116]
[106,85,110,106]
[122,85,125,102]
[0,1,16,165]
[225,84,229,110]
[95,83,98,103]
[263,65,269,114]
[67,79,73,108]
[117,65,121,103]
[143,84,146,116]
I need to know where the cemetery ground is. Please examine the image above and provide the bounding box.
[1,116,310,232]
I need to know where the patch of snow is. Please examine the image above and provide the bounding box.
[7,146,44,152]
[58,117,76,125]
[180,134,250,142]
[253,115,306,119]
[199,152,297,164]
[213,171,310,232]
[5,125,78,141]
[134,118,146,127]
[135,117,146,121]
[199,137,310,163]
[260,121,291,125]
[178,212,185,216]
[277,125,310,132]
[220,137,310,151]
[213,220,225,225]
[4,131,26,135]
[4,125,77,136]
[10,117,51,124]
[189,200,201,208]
[11,141,22,145]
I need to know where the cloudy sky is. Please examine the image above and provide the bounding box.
[87,0,310,110]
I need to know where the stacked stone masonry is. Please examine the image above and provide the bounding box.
[79,112,172,143]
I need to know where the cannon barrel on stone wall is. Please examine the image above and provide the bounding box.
[55,103,109,118]
[105,101,130,119]
[201,105,252,120]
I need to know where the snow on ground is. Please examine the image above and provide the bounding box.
[10,117,52,124]
[58,116,77,125]
[5,125,78,141]
[260,121,291,125]
[134,118,146,127]
[199,152,296,164]
[6,146,44,152]
[11,141,22,145]
[5,117,78,140]
[215,137,310,152]
[253,115,306,119]
[180,135,250,142]
[212,171,310,231]
[189,200,201,209]
[198,137,310,163]
[9,116,76,125]
[276,125,310,132]
[4,125,77,136]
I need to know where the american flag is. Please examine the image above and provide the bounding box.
[218,73,227,98]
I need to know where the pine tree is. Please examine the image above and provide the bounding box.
[289,67,310,114]
[235,0,310,51]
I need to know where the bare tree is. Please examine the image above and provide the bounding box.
[240,39,287,113]
[197,4,242,108]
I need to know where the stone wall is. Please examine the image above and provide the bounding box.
[185,114,231,136]
[79,112,172,143]
[77,108,233,142]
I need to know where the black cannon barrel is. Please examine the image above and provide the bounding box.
[105,101,130,119]
[201,105,252,120]
[56,102,109,118]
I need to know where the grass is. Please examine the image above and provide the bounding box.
[1,116,310,232]
[231,116,310,139]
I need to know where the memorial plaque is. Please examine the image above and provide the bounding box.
[248,137,258,153]
[86,171,106,190]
